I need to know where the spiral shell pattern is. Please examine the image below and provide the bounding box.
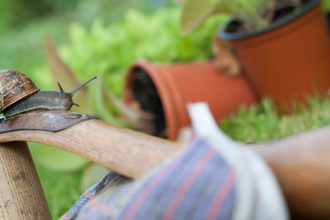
[0,69,40,113]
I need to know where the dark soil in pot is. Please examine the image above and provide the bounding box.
[124,60,257,141]
[130,68,166,138]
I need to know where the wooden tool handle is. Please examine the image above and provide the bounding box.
[0,141,51,220]
[253,127,330,220]
[0,119,183,179]
[2,111,330,219]
[0,113,181,220]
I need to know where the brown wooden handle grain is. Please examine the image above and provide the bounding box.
[0,141,51,220]
[0,119,183,179]
[2,117,330,219]
[252,127,330,220]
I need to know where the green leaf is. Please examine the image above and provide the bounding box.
[45,35,95,115]
[34,144,89,172]
[181,0,220,35]
[181,0,271,33]
[322,0,330,12]
[89,74,128,127]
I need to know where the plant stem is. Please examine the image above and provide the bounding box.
[293,0,303,7]
[266,0,303,23]
[266,0,279,23]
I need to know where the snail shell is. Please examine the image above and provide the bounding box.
[0,69,96,118]
[0,69,40,113]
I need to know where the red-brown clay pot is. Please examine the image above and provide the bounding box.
[124,60,257,141]
[219,0,330,109]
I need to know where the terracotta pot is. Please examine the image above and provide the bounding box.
[124,60,257,141]
[219,0,330,109]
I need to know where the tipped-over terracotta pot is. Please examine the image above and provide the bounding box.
[219,0,330,110]
[124,60,257,140]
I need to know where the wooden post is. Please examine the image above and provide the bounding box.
[0,141,51,220]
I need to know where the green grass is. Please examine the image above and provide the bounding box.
[220,98,330,142]
[34,162,83,219]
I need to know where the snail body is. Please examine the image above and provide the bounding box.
[0,69,96,118]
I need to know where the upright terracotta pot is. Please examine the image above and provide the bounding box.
[219,0,330,109]
[124,60,257,140]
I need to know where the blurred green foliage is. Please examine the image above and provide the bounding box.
[0,17,70,90]
[180,0,271,35]
[38,7,227,95]
[35,146,90,172]
[181,0,330,35]
[34,162,83,219]
[0,0,157,33]
[322,0,330,12]
[31,6,228,136]
[220,97,330,142]
[0,0,78,31]
[0,0,170,81]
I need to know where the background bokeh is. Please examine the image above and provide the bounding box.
[0,0,224,218]
[1,0,330,219]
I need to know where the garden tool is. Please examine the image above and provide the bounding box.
[0,109,329,219]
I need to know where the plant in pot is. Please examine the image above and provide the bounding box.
[181,0,330,112]
[124,60,257,141]
[38,8,257,142]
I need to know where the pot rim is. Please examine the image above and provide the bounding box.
[219,0,320,40]
[124,60,179,140]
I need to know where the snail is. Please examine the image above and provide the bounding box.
[0,69,96,118]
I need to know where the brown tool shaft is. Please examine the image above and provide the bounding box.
[0,117,181,219]
[0,141,51,220]
[1,110,330,219]
[253,127,330,220]
[0,119,183,179]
